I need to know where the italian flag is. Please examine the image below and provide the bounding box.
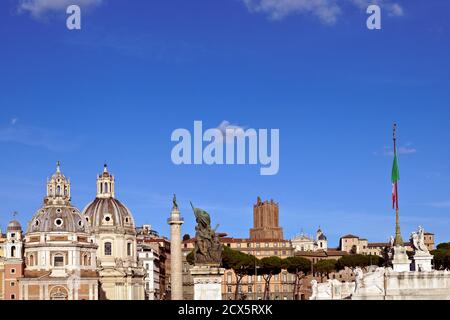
[391,151,400,210]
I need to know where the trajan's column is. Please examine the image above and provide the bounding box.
[168,194,184,300]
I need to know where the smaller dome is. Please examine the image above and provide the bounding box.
[318,234,327,241]
[7,220,22,232]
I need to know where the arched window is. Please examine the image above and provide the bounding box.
[11,246,16,258]
[56,185,61,195]
[104,183,108,193]
[104,242,112,256]
[127,243,132,256]
[29,254,35,266]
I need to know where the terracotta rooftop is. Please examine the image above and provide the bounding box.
[367,242,390,248]
[341,234,359,239]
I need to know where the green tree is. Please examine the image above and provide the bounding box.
[222,246,259,300]
[431,249,450,270]
[337,254,384,271]
[259,256,283,300]
[186,250,194,265]
[437,242,450,251]
[182,234,191,241]
[282,257,311,300]
[314,259,337,281]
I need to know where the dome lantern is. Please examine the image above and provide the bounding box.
[96,163,115,199]
[45,161,71,205]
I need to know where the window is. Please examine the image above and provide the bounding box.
[10,294,15,300]
[10,281,15,287]
[104,242,112,256]
[104,183,108,193]
[83,254,89,266]
[54,218,63,227]
[247,243,251,248]
[127,243,132,256]
[54,256,64,267]
[29,254,35,266]
[11,233,16,238]
[11,246,16,258]
[227,286,232,293]
[248,285,253,293]
[56,185,61,195]
[227,273,232,284]
[11,268,16,274]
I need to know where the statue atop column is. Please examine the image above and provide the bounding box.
[190,202,222,265]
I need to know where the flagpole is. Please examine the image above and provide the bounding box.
[393,124,403,246]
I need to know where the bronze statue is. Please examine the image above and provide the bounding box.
[190,202,222,265]
[172,194,178,210]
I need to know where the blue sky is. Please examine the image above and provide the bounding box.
[0,0,449,246]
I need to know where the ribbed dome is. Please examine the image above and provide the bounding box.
[27,205,88,234]
[7,220,22,232]
[82,197,135,233]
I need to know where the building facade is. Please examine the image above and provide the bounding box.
[19,163,99,300]
[339,232,435,256]
[250,197,283,240]
[136,225,171,300]
[83,164,145,300]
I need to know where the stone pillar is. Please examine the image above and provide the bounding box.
[392,246,411,272]
[191,265,225,300]
[412,253,433,272]
[168,206,184,300]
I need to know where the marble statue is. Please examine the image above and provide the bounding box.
[411,226,429,254]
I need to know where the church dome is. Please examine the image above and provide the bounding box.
[27,205,87,234]
[7,220,22,232]
[83,198,135,232]
[82,165,136,234]
[26,162,89,235]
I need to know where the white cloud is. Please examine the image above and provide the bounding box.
[374,144,417,157]
[18,0,103,18]
[10,118,18,125]
[0,121,83,152]
[216,120,257,144]
[240,0,403,24]
[425,201,450,209]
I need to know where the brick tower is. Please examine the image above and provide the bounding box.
[249,197,284,240]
